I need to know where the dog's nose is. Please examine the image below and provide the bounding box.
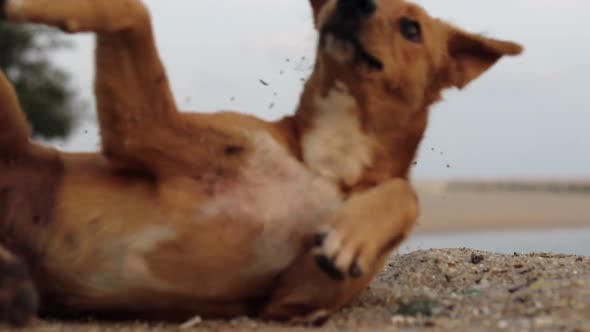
[337,0,377,18]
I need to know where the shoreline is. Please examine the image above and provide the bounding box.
[413,187,590,234]
[414,220,590,235]
[414,223,590,236]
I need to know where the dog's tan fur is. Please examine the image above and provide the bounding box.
[0,0,522,325]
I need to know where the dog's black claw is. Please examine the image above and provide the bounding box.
[314,255,344,281]
[349,262,363,278]
[313,232,327,247]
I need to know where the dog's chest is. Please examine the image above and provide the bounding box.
[302,85,374,187]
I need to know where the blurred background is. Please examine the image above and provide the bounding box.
[2,0,588,254]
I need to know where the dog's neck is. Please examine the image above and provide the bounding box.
[295,78,372,190]
[288,69,430,192]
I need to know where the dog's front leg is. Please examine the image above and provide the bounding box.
[312,178,419,279]
[261,178,419,322]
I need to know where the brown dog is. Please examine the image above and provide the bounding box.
[0,0,522,326]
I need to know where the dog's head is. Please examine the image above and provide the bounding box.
[300,0,523,183]
[308,0,522,106]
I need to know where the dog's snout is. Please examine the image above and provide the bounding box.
[320,0,383,71]
[337,0,377,18]
[357,0,377,16]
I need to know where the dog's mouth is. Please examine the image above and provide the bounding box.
[320,28,383,71]
[318,0,383,71]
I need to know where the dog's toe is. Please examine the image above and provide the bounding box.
[0,257,38,327]
[312,227,368,280]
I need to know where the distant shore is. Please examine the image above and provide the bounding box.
[413,180,590,234]
[419,179,590,194]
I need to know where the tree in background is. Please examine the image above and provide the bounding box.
[0,22,80,139]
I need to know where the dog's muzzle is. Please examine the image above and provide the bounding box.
[325,0,377,37]
[338,0,377,20]
[320,0,383,70]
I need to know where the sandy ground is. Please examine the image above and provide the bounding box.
[5,249,589,332]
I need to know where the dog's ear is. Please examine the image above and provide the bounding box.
[309,0,330,21]
[447,27,523,89]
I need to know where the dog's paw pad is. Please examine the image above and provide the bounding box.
[0,258,38,327]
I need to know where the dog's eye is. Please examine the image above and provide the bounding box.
[399,17,422,43]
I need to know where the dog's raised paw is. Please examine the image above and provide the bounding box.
[312,222,406,281]
[312,226,370,280]
[0,255,38,327]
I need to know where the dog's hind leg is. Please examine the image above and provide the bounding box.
[0,244,38,327]
[2,0,239,176]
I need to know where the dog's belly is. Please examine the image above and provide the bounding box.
[40,132,342,314]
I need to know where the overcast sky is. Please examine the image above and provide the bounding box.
[44,0,590,180]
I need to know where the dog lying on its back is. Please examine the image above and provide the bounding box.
[0,0,522,326]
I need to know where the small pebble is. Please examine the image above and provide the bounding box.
[533,316,553,328]
[497,320,509,329]
[179,316,202,330]
[391,315,406,326]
